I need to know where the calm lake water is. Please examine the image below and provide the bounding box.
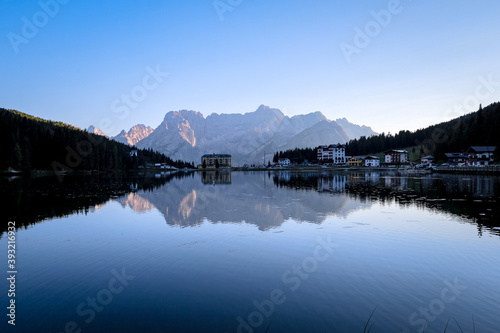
[1,171,500,333]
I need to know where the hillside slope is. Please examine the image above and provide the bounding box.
[346,102,500,159]
[0,108,193,172]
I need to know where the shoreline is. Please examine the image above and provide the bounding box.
[2,165,500,179]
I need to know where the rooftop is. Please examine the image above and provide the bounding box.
[385,150,408,154]
[445,153,467,157]
[318,143,346,149]
[468,146,496,153]
[202,154,231,157]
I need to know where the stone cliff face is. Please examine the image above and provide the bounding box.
[90,105,377,165]
[87,125,107,137]
[136,105,376,165]
[112,124,154,146]
[335,117,377,140]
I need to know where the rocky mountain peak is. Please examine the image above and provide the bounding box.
[113,124,154,146]
[136,105,377,165]
[87,125,107,137]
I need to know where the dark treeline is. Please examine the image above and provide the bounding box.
[0,108,194,171]
[272,147,317,164]
[274,102,500,162]
[346,102,500,159]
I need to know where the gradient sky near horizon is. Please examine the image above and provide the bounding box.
[1,0,500,136]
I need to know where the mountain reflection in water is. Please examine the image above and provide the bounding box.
[2,170,499,237]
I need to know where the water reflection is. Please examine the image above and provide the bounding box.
[201,170,231,184]
[115,171,500,236]
[0,172,179,235]
[126,171,367,230]
[3,170,499,333]
[2,171,499,237]
[273,171,499,235]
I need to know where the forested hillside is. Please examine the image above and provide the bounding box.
[275,103,499,163]
[272,148,317,164]
[347,102,500,158]
[0,108,194,172]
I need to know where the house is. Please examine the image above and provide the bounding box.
[384,150,408,165]
[201,154,231,169]
[466,146,496,166]
[421,155,434,164]
[363,156,380,167]
[278,158,291,166]
[348,156,364,166]
[317,144,346,164]
[445,153,468,165]
[348,156,380,167]
[160,163,175,169]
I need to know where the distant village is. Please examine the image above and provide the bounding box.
[196,144,497,170]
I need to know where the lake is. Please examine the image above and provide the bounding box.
[1,170,500,333]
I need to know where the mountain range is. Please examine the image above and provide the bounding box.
[87,124,154,146]
[89,105,377,165]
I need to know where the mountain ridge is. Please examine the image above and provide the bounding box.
[113,124,154,146]
[90,105,377,165]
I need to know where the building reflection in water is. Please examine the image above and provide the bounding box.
[317,174,346,193]
[2,171,499,237]
[200,170,231,185]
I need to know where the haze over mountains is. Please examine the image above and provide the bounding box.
[89,105,377,165]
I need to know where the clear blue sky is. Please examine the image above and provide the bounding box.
[1,0,499,136]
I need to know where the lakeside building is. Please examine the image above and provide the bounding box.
[363,156,380,167]
[445,153,468,164]
[317,144,346,164]
[347,156,363,166]
[278,158,291,166]
[200,154,231,169]
[445,146,496,166]
[466,146,496,166]
[384,150,408,165]
[421,155,434,164]
[348,156,380,167]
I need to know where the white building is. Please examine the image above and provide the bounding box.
[384,150,408,165]
[317,144,346,164]
[466,146,496,166]
[363,156,380,167]
[421,155,434,164]
[278,158,291,166]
